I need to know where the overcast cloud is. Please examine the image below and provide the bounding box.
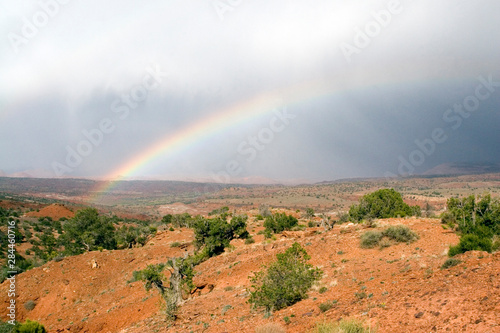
[1,0,499,183]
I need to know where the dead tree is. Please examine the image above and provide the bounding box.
[163,253,191,320]
[319,214,335,231]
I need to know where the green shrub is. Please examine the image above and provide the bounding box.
[208,206,229,216]
[115,224,155,249]
[133,264,166,293]
[248,242,322,313]
[440,211,456,228]
[493,237,500,252]
[60,208,117,255]
[360,225,418,249]
[193,215,249,257]
[264,213,298,235]
[162,213,193,228]
[170,242,182,248]
[449,234,492,257]
[441,258,462,269]
[0,320,13,333]
[318,286,328,294]
[13,320,47,333]
[360,231,383,249]
[128,270,142,283]
[442,194,500,239]
[318,300,335,312]
[305,208,315,219]
[245,237,255,245]
[337,212,350,224]
[349,189,420,222]
[230,215,250,239]
[381,225,419,243]
[24,300,36,311]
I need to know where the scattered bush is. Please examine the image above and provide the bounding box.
[24,300,36,311]
[305,208,315,219]
[128,270,142,283]
[248,242,322,313]
[264,213,298,235]
[442,193,500,256]
[221,304,232,315]
[360,231,383,249]
[131,253,209,321]
[259,205,272,218]
[337,212,350,224]
[13,319,47,333]
[493,236,500,252]
[162,213,194,228]
[193,215,249,257]
[382,225,419,243]
[134,264,166,293]
[208,206,229,216]
[115,225,156,249]
[448,234,492,257]
[349,189,421,222]
[0,320,13,333]
[360,225,418,249]
[318,300,335,312]
[441,258,462,269]
[170,242,182,248]
[245,237,255,245]
[60,208,117,255]
[378,238,391,249]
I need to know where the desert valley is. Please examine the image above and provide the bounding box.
[0,173,499,332]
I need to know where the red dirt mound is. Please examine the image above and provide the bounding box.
[25,204,75,220]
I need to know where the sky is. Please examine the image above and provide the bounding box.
[0,0,499,184]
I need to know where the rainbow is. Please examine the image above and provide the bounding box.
[88,63,481,204]
[90,77,333,203]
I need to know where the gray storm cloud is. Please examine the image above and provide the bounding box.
[0,0,499,182]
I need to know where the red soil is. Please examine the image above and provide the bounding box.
[1,218,499,332]
[25,204,75,220]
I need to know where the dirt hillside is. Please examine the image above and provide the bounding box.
[24,204,75,220]
[1,218,499,332]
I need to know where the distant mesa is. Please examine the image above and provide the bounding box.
[25,204,75,220]
[2,169,54,178]
[422,162,500,176]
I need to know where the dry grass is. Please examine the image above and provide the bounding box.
[255,322,287,333]
[310,318,376,333]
